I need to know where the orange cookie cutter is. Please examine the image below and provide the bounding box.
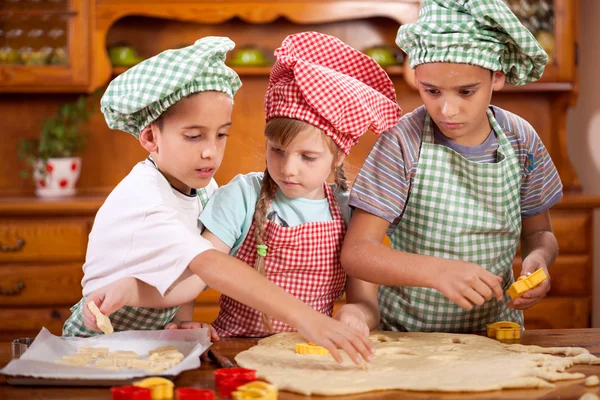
[295,342,329,356]
[507,268,548,300]
[486,321,522,340]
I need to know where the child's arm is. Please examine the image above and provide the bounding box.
[508,210,557,310]
[170,300,195,322]
[163,300,220,341]
[341,209,504,311]
[86,249,375,364]
[201,230,233,253]
[334,277,380,335]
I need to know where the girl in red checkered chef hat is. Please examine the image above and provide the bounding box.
[200,31,402,338]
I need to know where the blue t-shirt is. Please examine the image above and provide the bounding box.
[200,172,351,256]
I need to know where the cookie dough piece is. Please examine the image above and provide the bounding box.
[148,345,177,356]
[63,354,94,364]
[579,393,600,400]
[107,350,139,359]
[95,358,119,368]
[131,359,154,369]
[149,350,184,361]
[78,345,109,358]
[87,364,121,371]
[55,355,91,366]
[585,375,600,387]
[152,359,180,369]
[87,301,114,335]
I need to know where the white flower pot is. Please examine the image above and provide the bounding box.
[33,157,81,198]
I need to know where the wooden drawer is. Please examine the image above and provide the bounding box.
[0,219,90,263]
[549,211,591,254]
[523,296,590,329]
[0,307,70,340]
[0,264,83,306]
[512,254,591,296]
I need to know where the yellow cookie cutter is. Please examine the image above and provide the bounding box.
[486,321,522,340]
[133,376,174,400]
[231,381,278,400]
[295,342,329,356]
[507,268,548,300]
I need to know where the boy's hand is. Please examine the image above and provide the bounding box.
[295,310,374,365]
[164,321,220,341]
[508,254,551,310]
[83,277,138,332]
[334,304,370,336]
[435,260,504,310]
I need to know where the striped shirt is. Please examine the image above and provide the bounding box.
[349,105,563,235]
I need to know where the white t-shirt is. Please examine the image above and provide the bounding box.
[81,159,217,297]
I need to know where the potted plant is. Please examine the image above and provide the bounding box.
[18,95,95,198]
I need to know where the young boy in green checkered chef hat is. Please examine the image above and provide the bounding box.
[62,37,374,364]
[342,0,562,332]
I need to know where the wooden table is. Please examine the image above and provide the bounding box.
[1,329,600,399]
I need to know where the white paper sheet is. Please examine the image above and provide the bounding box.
[0,327,212,380]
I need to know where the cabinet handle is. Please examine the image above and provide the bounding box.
[0,238,25,252]
[0,281,25,296]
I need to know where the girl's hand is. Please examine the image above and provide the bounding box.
[294,310,374,365]
[434,260,504,310]
[508,254,551,310]
[334,304,370,336]
[164,321,220,341]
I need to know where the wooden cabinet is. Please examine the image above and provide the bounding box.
[517,205,596,329]
[0,197,99,341]
[0,0,91,92]
[0,195,596,340]
[0,0,595,339]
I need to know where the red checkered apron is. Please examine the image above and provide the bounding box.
[213,183,347,337]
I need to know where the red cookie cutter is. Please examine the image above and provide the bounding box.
[111,385,152,400]
[175,388,215,400]
[213,367,256,387]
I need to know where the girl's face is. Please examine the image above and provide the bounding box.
[266,128,342,200]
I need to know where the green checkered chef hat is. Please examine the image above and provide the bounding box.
[396,0,548,85]
[101,37,242,137]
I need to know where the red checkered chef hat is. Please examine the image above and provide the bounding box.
[265,31,402,154]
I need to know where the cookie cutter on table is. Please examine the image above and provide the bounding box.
[507,268,548,300]
[295,342,329,356]
[175,388,214,400]
[214,368,256,398]
[231,381,278,400]
[111,385,152,400]
[133,377,174,400]
[11,337,33,359]
[486,321,522,340]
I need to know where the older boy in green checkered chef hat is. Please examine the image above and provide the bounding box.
[342,0,563,332]
[63,37,375,364]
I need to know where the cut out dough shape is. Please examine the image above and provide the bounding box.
[87,301,114,335]
[585,375,600,387]
[77,345,109,358]
[55,345,182,373]
[235,331,600,396]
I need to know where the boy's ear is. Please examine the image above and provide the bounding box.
[492,71,506,91]
[139,123,158,153]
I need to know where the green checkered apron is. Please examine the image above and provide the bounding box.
[197,187,209,208]
[379,109,523,332]
[62,298,179,337]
